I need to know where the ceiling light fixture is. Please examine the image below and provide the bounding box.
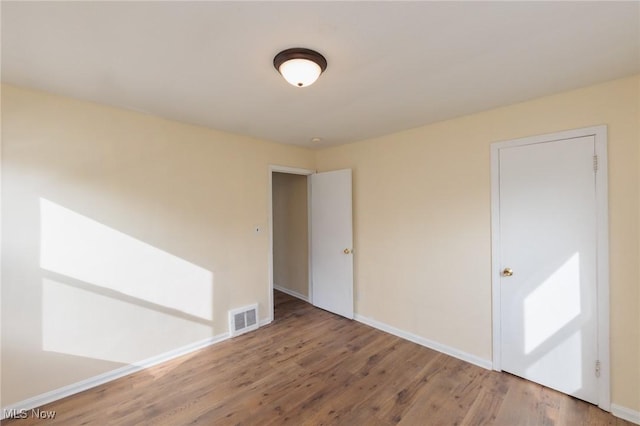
[273,48,327,88]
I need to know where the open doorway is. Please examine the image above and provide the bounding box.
[268,166,314,322]
[268,166,354,323]
[272,172,309,308]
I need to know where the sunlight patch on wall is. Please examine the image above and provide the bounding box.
[42,278,212,364]
[524,252,581,354]
[39,198,213,320]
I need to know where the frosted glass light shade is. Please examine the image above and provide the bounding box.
[279,59,322,87]
[273,48,327,88]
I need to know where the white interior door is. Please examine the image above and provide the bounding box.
[310,169,354,319]
[498,135,600,404]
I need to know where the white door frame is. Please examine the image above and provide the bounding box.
[267,165,315,323]
[490,125,610,410]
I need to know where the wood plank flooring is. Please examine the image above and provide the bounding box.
[3,291,632,425]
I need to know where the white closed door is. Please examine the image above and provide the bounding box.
[310,169,354,319]
[499,136,599,404]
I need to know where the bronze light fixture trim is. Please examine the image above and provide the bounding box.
[273,48,328,87]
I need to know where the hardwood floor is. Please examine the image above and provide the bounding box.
[3,291,632,425]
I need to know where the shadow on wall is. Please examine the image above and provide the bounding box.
[39,198,215,364]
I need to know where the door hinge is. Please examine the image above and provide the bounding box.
[595,360,601,377]
[593,155,598,173]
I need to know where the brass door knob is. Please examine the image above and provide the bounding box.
[502,267,513,277]
[343,248,352,254]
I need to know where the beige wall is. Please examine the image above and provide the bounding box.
[2,76,639,413]
[315,75,640,412]
[1,85,314,405]
[272,173,309,298]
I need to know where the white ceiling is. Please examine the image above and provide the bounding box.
[2,1,639,147]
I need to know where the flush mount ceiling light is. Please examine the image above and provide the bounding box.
[273,48,327,88]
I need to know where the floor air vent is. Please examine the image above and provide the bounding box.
[229,304,259,337]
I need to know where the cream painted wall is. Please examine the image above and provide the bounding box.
[315,75,640,412]
[1,85,314,405]
[2,76,639,413]
[272,173,309,298]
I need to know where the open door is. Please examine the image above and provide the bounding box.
[310,169,354,319]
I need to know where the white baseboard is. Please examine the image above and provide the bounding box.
[259,317,272,327]
[354,314,493,370]
[355,315,640,424]
[274,284,309,302]
[1,332,230,419]
[612,404,640,425]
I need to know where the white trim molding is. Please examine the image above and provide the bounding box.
[274,284,309,302]
[611,404,640,425]
[259,318,273,327]
[490,125,610,410]
[269,165,316,176]
[0,333,230,419]
[355,314,492,370]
